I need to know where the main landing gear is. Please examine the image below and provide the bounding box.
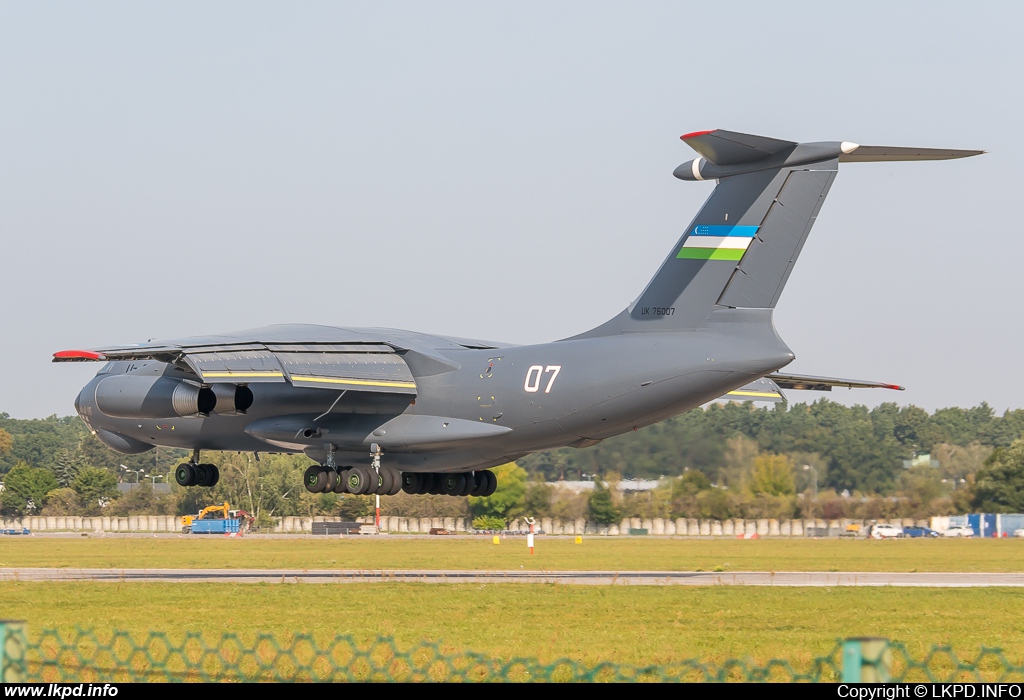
[399,471,497,497]
[174,450,220,487]
[303,444,402,496]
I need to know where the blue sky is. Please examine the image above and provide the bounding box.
[1,1,1020,417]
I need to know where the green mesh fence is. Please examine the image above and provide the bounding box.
[12,628,1024,682]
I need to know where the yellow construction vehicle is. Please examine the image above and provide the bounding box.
[181,502,231,534]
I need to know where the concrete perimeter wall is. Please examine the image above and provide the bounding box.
[0,515,933,536]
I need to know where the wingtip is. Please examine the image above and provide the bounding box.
[680,129,716,141]
[53,350,105,362]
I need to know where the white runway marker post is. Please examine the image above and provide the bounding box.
[524,516,536,555]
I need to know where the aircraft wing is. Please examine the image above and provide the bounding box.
[53,339,419,395]
[767,373,904,392]
[722,376,787,402]
[720,372,904,404]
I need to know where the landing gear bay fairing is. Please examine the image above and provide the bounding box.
[55,130,980,496]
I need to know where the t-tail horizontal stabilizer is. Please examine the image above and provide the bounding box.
[573,129,981,339]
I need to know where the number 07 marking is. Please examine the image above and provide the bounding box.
[525,365,561,393]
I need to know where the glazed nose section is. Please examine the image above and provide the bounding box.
[74,379,99,421]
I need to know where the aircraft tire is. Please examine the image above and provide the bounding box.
[324,470,338,493]
[417,474,434,495]
[205,464,220,488]
[194,464,211,487]
[442,473,467,496]
[468,472,487,497]
[174,463,196,487]
[333,469,349,494]
[374,468,392,495]
[457,473,476,497]
[386,468,403,495]
[347,466,373,495]
[303,465,327,493]
[401,473,422,494]
[427,473,444,495]
[481,470,498,497]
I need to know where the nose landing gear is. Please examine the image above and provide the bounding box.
[174,450,220,487]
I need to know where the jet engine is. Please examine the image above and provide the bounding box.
[94,375,252,419]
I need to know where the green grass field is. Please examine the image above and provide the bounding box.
[4,537,1023,670]
[2,582,1023,667]
[1,536,1023,572]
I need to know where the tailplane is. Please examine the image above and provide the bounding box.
[573,129,981,338]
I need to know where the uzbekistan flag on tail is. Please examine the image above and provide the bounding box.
[676,225,758,261]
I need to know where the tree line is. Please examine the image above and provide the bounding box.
[1,399,1023,525]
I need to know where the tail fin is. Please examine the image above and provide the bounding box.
[574,130,981,337]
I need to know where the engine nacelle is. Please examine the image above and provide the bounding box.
[94,376,253,419]
[95,375,209,418]
[210,383,254,415]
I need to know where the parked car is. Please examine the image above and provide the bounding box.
[1013,528,1024,538]
[902,527,941,538]
[869,524,904,539]
[942,526,975,538]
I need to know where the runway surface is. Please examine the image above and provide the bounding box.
[2,568,1023,586]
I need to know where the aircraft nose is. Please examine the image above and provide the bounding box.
[74,383,92,418]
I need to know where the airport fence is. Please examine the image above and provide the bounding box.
[2,623,1024,682]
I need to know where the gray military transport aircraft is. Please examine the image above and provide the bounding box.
[55,129,981,498]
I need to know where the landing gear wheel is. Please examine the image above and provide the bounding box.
[416,473,433,495]
[174,463,196,487]
[195,464,219,488]
[347,466,373,495]
[468,472,487,497]
[442,473,467,496]
[376,468,394,496]
[324,470,338,493]
[402,473,423,494]
[427,473,444,496]
[333,469,349,494]
[386,468,403,496]
[304,465,327,494]
[458,473,476,497]
[481,470,498,497]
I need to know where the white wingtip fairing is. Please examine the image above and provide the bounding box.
[840,141,860,154]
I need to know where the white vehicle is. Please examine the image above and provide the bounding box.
[1013,528,1024,539]
[942,526,975,538]
[870,524,904,539]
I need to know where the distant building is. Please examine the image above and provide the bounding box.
[547,479,664,493]
[903,453,940,469]
[117,482,171,494]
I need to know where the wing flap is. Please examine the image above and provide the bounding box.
[276,351,417,394]
[721,376,786,403]
[183,350,287,384]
